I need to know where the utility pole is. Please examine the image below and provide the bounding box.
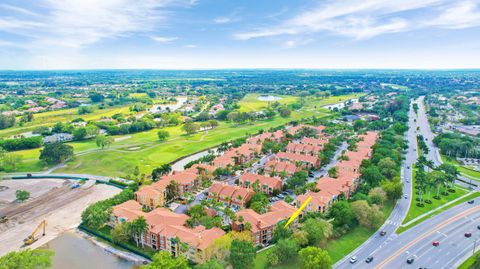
[473,238,478,255]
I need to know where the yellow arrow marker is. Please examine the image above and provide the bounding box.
[284,196,312,228]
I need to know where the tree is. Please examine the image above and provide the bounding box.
[152,164,172,180]
[0,148,22,172]
[353,120,367,131]
[229,240,256,269]
[157,130,170,141]
[287,171,308,189]
[351,200,384,229]
[15,190,30,202]
[302,218,332,245]
[361,165,385,187]
[327,167,338,178]
[166,181,181,201]
[195,259,224,269]
[89,93,104,103]
[0,114,15,130]
[378,157,397,179]
[39,142,74,164]
[368,187,387,204]
[72,127,88,141]
[298,246,332,269]
[429,170,447,199]
[274,238,299,263]
[328,200,356,227]
[278,107,291,118]
[381,178,403,201]
[247,193,269,214]
[128,216,148,247]
[272,221,293,243]
[0,249,53,269]
[142,251,190,269]
[111,222,130,243]
[183,122,199,134]
[96,134,113,149]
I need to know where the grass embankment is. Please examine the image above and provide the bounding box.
[12,93,363,176]
[401,166,468,225]
[254,200,394,268]
[458,251,480,269]
[441,155,480,181]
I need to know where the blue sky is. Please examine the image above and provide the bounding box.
[1,0,480,69]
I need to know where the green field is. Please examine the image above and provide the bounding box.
[458,251,480,269]
[0,105,132,138]
[397,191,480,234]
[237,94,298,112]
[10,93,362,177]
[253,200,394,269]
[401,167,468,225]
[441,155,480,181]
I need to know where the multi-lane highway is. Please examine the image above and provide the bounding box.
[335,99,418,269]
[335,96,479,269]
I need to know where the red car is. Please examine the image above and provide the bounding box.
[432,241,440,246]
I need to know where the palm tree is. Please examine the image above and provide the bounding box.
[128,216,148,247]
[160,163,172,175]
[430,170,446,199]
[425,177,435,203]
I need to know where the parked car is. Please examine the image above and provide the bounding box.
[404,194,408,199]
[349,256,357,264]
[465,232,472,238]
[380,230,387,236]
[365,256,373,263]
[406,257,415,264]
[432,241,440,246]
[477,225,480,230]
[468,200,475,204]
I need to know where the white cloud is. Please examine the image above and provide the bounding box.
[214,17,233,24]
[234,0,480,40]
[151,36,178,43]
[184,44,197,48]
[0,0,194,49]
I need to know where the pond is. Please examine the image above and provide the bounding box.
[40,232,139,269]
[258,95,281,101]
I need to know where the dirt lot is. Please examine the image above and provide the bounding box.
[0,178,120,256]
[0,178,66,206]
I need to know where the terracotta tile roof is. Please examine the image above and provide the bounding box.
[235,201,296,233]
[286,142,321,156]
[186,163,217,174]
[301,137,329,147]
[112,200,145,221]
[114,203,225,250]
[247,130,284,144]
[276,152,319,165]
[161,171,198,185]
[208,182,255,203]
[287,124,325,135]
[264,160,300,175]
[212,155,235,168]
[239,173,282,190]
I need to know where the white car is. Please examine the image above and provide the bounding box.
[350,256,358,264]
[404,194,408,199]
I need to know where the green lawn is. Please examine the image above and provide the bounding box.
[402,167,468,224]
[441,155,480,181]
[397,191,480,234]
[254,200,394,269]
[237,94,298,112]
[8,94,362,176]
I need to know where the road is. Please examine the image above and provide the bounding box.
[415,97,476,188]
[334,99,418,269]
[335,96,479,269]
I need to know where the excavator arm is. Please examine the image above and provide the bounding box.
[23,220,47,246]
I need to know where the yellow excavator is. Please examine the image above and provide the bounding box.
[23,220,47,246]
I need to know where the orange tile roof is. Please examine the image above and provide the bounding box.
[161,171,198,186]
[112,200,145,221]
[239,173,282,190]
[276,152,319,165]
[208,182,255,203]
[265,160,300,175]
[235,201,296,233]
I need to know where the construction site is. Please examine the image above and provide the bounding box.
[0,177,120,256]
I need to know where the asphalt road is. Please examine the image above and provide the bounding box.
[334,99,419,269]
[335,96,479,269]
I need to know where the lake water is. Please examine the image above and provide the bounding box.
[40,232,137,269]
[150,97,187,113]
[323,98,358,110]
[258,95,281,101]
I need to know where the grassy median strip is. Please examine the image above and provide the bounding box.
[397,191,480,234]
